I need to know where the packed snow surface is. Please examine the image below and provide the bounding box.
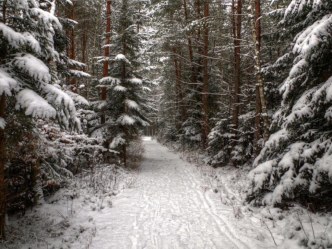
[2,138,329,249]
[89,139,254,249]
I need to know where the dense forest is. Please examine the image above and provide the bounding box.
[0,0,331,248]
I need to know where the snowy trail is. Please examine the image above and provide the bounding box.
[89,138,252,249]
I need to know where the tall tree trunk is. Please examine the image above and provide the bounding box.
[172,48,185,130]
[82,30,87,66]
[101,0,112,124]
[231,0,242,148]
[0,94,6,240]
[69,3,77,92]
[183,0,197,125]
[183,0,193,64]
[179,55,185,122]
[122,38,127,167]
[201,0,210,147]
[0,2,7,239]
[252,0,269,147]
[81,28,88,98]
[123,145,127,167]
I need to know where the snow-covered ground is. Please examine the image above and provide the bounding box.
[1,138,331,249]
[0,164,137,249]
[89,137,266,249]
[178,145,332,249]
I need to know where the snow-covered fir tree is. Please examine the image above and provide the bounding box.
[96,0,150,166]
[249,0,332,207]
[0,0,85,239]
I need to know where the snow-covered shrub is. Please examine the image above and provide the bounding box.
[248,1,332,208]
[36,118,110,195]
[180,107,204,150]
[208,112,255,167]
[208,118,233,167]
[127,138,145,168]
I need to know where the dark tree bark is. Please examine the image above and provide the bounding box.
[183,0,193,64]
[0,94,6,240]
[81,27,88,98]
[172,48,186,130]
[252,0,269,147]
[231,0,242,147]
[201,0,210,147]
[69,3,77,92]
[0,2,7,239]
[101,0,112,124]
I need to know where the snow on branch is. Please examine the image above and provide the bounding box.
[133,115,150,127]
[13,53,51,83]
[285,0,326,18]
[42,84,76,114]
[16,89,56,119]
[65,90,89,106]
[293,14,332,57]
[125,99,140,110]
[99,76,120,86]
[114,54,131,64]
[41,84,81,130]
[249,160,275,192]
[69,69,91,78]
[0,117,6,129]
[30,7,62,30]
[0,68,18,96]
[110,133,126,149]
[0,23,41,53]
[0,23,26,48]
[117,114,135,125]
[280,59,307,100]
[128,78,143,85]
[114,85,127,92]
[68,59,87,69]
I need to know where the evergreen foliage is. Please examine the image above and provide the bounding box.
[0,0,81,129]
[95,0,150,164]
[249,0,332,207]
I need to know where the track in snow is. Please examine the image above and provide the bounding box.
[89,138,251,249]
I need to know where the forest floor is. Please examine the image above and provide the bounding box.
[1,137,331,249]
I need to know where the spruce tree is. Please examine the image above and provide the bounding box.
[249,0,332,207]
[97,0,150,166]
[0,0,81,239]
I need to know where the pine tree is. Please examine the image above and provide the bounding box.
[249,0,332,207]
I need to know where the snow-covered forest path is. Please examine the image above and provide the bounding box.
[89,138,253,249]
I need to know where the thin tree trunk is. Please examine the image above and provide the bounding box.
[231,0,242,144]
[81,28,88,99]
[101,0,112,124]
[201,0,210,147]
[82,30,87,66]
[183,0,193,64]
[172,48,184,130]
[123,145,127,167]
[0,94,6,240]
[122,36,127,167]
[252,0,269,149]
[0,2,7,239]
[178,52,186,121]
[183,0,197,122]
[69,3,77,92]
